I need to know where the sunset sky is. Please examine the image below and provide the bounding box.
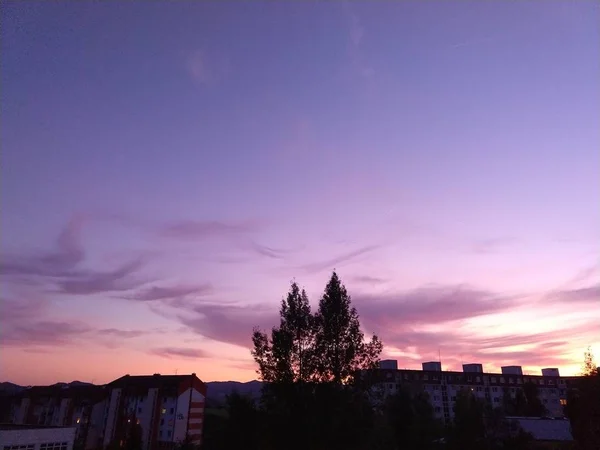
[1,2,599,386]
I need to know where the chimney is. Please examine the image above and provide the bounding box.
[422,361,442,372]
[379,360,398,370]
[462,363,483,373]
[501,366,523,375]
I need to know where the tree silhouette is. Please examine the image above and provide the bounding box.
[251,273,382,385]
[252,282,315,383]
[566,348,600,449]
[313,272,382,384]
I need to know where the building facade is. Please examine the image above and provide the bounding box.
[6,374,207,450]
[9,385,108,450]
[375,361,580,424]
[101,374,206,450]
[0,425,76,450]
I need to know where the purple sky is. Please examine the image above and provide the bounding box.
[1,1,599,385]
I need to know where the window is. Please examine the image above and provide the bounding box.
[517,378,522,384]
[560,399,567,406]
[500,377,505,383]
[539,380,544,385]
[424,375,429,381]
[493,398,500,403]
[137,407,142,414]
[476,377,481,382]
[163,397,167,403]
[509,378,514,384]
[476,387,483,392]
[40,443,67,450]
[161,408,167,414]
[4,446,34,450]
[435,407,441,413]
[451,396,456,401]
[492,387,498,393]
[169,408,174,414]
[491,377,496,383]
[161,418,165,425]
[433,396,440,401]
[167,431,172,438]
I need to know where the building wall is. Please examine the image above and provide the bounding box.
[172,389,191,444]
[187,388,205,445]
[14,399,30,424]
[102,388,122,447]
[375,367,576,424]
[0,427,76,450]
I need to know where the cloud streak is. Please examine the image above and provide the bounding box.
[119,284,213,301]
[150,347,209,359]
[161,220,260,240]
[300,244,380,273]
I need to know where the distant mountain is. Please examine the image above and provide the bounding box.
[0,382,25,395]
[0,380,263,404]
[205,380,263,405]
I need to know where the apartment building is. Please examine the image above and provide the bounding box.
[9,384,108,450]
[101,374,206,450]
[0,424,77,450]
[374,361,580,424]
[6,374,207,450]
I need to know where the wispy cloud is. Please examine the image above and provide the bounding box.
[342,3,374,78]
[0,216,86,278]
[300,244,380,273]
[175,302,278,349]
[470,236,518,254]
[351,275,387,285]
[161,220,260,240]
[185,49,230,86]
[1,217,149,296]
[56,259,148,295]
[354,285,515,330]
[246,241,292,260]
[150,347,209,359]
[119,284,213,301]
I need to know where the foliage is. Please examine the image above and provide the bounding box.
[313,272,382,384]
[522,381,546,416]
[251,272,382,385]
[448,390,487,449]
[565,348,600,450]
[381,387,442,450]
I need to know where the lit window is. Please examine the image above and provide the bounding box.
[560,399,567,406]
[161,408,167,414]
[76,418,80,424]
